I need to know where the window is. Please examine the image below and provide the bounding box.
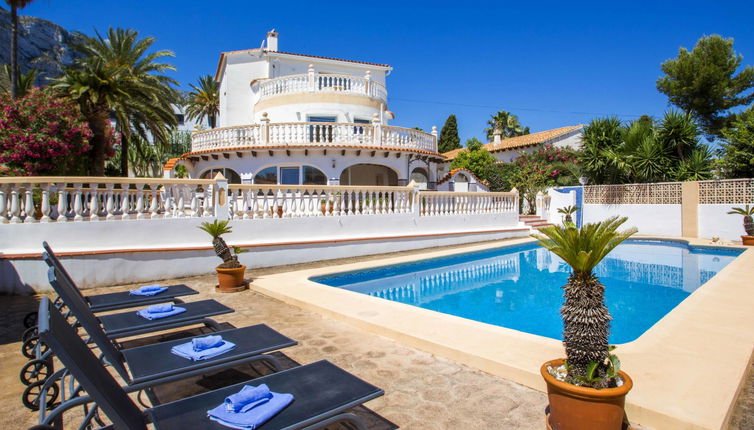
[410,168,428,183]
[307,116,336,143]
[308,116,337,123]
[280,167,300,185]
[303,166,327,185]
[253,166,327,185]
[254,167,277,184]
[174,114,185,126]
[200,168,241,184]
[353,118,370,135]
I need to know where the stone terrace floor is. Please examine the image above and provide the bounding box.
[1,248,752,429]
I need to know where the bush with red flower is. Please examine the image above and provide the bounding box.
[0,88,101,176]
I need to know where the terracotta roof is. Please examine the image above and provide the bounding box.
[163,157,182,171]
[436,168,488,187]
[182,145,443,160]
[215,48,391,80]
[441,125,583,160]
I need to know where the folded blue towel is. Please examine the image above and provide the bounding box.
[193,335,224,351]
[208,385,293,429]
[225,384,272,413]
[136,305,186,320]
[146,303,174,313]
[129,284,168,296]
[171,339,236,361]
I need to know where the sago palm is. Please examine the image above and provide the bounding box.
[556,205,579,224]
[727,205,754,236]
[533,217,637,387]
[198,220,241,268]
[186,75,220,129]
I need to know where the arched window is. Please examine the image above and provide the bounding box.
[410,167,429,184]
[200,168,241,184]
[254,167,277,184]
[253,165,327,185]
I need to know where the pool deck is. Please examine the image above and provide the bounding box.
[253,236,754,430]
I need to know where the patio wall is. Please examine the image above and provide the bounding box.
[0,177,525,293]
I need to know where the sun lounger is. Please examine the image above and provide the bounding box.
[46,264,232,339]
[35,297,385,430]
[42,241,198,312]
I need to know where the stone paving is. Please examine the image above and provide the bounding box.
[0,250,752,429]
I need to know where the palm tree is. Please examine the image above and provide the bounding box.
[484,110,529,141]
[54,28,178,176]
[185,75,219,128]
[5,0,34,99]
[533,217,637,387]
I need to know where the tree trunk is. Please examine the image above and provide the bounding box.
[86,104,111,176]
[209,115,216,129]
[10,4,18,99]
[561,271,611,386]
[120,134,129,177]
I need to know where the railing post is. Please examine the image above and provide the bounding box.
[213,172,230,220]
[410,180,421,216]
[535,191,544,217]
[308,64,315,92]
[9,184,21,223]
[0,185,7,223]
[372,113,382,147]
[431,125,438,153]
[364,70,371,96]
[511,187,519,216]
[261,112,270,145]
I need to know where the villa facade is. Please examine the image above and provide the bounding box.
[167,31,445,189]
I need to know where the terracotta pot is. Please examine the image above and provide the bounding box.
[215,265,247,293]
[742,235,754,246]
[541,359,633,430]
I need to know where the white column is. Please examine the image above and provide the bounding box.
[261,112,270,145]
[72,184,84,222]
[56,183,68,222]
[40,184,51,223]
[0,186,7,223]
[213,173,230,220]
[9,185,21,223]
[307,64,315,92]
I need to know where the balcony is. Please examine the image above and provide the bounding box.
[191,122,438,153]
[257,70,387,104]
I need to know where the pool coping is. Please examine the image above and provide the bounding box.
[251,236,754,430]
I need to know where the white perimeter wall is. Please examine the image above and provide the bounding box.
[582,204,682,237]
[698,204,747,241]
[546,189,576,225]
[0,213,525,293]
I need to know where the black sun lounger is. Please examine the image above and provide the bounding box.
[36,297,385,430]
[42,242,198,312]
[48,265,232,339]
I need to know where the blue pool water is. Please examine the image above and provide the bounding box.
[311,240,743,343]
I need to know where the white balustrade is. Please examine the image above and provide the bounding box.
[258,73,386,103]
[226,184,414,220]
[0,177,213,224]
[420,192,517,216]
[192,123,437,153]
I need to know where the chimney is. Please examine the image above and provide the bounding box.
[266,29,278,52]
[493,124,502,146]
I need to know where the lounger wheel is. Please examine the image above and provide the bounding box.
[21,336,48,359]
[21,326,38,342]
[19,359,52,386]
[23,312,37,329]
[21,380,59,411]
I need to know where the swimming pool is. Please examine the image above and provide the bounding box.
[311,239,743,343]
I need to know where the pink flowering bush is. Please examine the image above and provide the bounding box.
[0,88,94,176]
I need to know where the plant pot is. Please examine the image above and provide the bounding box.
[742,235,754,246]
[540,359,633,430]
[215,265,247,293]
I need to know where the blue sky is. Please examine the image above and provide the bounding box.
[22,0,754,144]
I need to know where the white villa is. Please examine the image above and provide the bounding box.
[166,31,445,189]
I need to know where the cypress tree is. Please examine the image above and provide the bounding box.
[438,114,461,153]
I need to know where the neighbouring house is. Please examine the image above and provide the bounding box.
[440,125,584,168]
[166,30,447,189]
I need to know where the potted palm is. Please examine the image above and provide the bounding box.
[727,205,754,246]
[533,216,637,430]
[198,220,248,292]
[557,205,579,225]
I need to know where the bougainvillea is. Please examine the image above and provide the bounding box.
[0,88,103,176]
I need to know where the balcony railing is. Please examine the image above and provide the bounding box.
[258,70,387,103]
[191,122,438,153]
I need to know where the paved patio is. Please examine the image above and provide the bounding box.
[0,249,751,429]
